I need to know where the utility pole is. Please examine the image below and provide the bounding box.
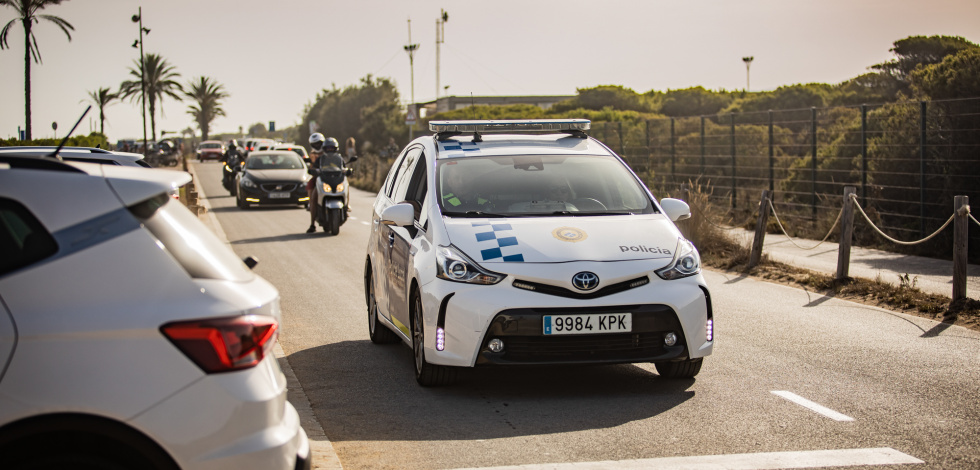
[742,56,754,92]
[436,9,448,101]
[404,19,419,141]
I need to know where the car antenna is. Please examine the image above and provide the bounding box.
[49,105,92,159]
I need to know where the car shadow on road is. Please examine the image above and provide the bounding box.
[287,340,696,443]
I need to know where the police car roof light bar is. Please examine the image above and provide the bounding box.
[431,119,591,141]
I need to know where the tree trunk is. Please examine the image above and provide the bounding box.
[149,97,157,141]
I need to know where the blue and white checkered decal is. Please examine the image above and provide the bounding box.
[440,141,480,153]
[472,222,524,262]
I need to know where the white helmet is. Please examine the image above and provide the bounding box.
[309,132,326,150]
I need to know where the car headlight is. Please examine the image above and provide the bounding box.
[241,177,257,188]
[655,238,701,280]
[436,245,505,285]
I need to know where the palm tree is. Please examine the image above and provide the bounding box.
[119,53,182,141]
[184,76,228,141]
[1,0,74,140]
[83,87,117,137]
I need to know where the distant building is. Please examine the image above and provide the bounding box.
[418,95,575,117]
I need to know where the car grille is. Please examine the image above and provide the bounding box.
[512,275,649,300]
[260,183,298,192]
[502,333,669,362]
[476,305,686,365]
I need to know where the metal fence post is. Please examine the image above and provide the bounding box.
[811,107,817,220]
[861,104,868,207]
[700,116,706,176]
[768,110,774,193]
[749,189,771,268]
[730,113,736,212]
[836,186,857,281]
[670,118,676,182]
[920,100,927,238]
[953,195,969,303]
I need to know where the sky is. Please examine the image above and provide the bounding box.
[2,0,979,142]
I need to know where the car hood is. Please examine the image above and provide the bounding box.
[243,169,307,182]
[443,214,681,264]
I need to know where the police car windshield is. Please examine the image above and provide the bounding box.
[438,154,655,217]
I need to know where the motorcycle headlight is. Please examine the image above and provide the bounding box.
[223,164,232,172]
[336,182,344,192]
[321,182,332,193]
[655,238,701,280]
[436,245,504,285]
[241,177,257,188]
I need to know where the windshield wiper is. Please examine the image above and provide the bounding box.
[442,210,513,218]
[550,211,636,216]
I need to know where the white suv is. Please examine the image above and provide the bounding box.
[0,156,310,469]
[364,120,713,386]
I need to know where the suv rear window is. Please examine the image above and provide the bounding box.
[0,198,58,276]
[130,195,253,282]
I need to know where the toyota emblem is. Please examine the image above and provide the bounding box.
[572,272,599,291]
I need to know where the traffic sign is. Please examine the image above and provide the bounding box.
[405,106,417,126]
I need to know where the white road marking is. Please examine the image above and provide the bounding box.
[450,448,922,470]
[772,391,855,422]
[361,221,370,226]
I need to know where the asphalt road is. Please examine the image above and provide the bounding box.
[193,161,979,470]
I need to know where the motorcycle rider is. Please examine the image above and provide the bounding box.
[306,133,340,233]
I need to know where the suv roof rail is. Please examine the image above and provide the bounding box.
[0,146,114,155]
[430,119,591,142]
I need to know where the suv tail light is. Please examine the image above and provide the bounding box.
[161,315,278,373]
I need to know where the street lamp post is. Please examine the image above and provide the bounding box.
[404,18,419,141]
[742,56,754,92]
[132,9,150,155]
[435,9,448,101]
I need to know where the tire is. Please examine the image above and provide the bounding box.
[367,270,398,344]
[328,209,341,235]
[412,291,457,386]
[654,358,703,379]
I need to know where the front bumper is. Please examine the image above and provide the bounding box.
[239,183,307,205]
[415,263,713,368]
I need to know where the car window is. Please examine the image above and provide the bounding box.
[0,198,59,276]
[247,154,304,170]
[132,195,253,281]
[390,147,422,202]
[382,148,409,198]
[436,154,655,217]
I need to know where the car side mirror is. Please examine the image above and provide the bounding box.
[380,203,415,227]
[660,198,692,222]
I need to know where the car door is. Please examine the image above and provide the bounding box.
[385,148,427,338]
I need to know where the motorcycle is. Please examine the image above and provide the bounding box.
[222,154,243,196]
[312,151,357,235]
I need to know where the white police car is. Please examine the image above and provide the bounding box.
[364,120,713,386]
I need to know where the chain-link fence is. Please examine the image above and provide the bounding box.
[596,97,980,262]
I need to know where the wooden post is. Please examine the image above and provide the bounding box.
[749,189,771,268]
[953,195,969,302]
[836,186,857,281]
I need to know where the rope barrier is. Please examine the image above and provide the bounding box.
[766,198,842,250]
[849,194,954,246]
[971,212,979,228]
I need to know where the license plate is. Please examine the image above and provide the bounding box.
[269,191,290,199]
[543,313,632,335]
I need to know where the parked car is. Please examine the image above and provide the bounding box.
[243,138,276,157]
[195,140,226,161]
[236,151,310,209]
[0,155,311,469]
[0,146,151,167]
[365,119,713,386]
[275,143,310,166]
